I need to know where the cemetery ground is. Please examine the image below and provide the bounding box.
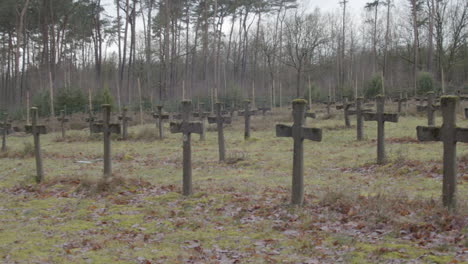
[0,108,467,263]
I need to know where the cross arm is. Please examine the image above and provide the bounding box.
[91,123,121,134]
[303,127,322,141]
[153,113,170,120]
[456,128,468,143]
[305,112,316,119]
[363,113,398,122]
[91,124,103,133]
[0,123,12,129]
[383,113,399,122]
[207,116,232,124]
[416,126,441,142]
[118,116,133,121]
[276,124,292,137]
[108,124,121,134]
[170,121,203,134]
[25,125,47,134]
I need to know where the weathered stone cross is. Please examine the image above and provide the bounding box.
[193,103,209,141]
[1,113,11,152]
[276,99,322,205]
[170,100,203,196]
[325,96,335,115]
[85,110,96,136]
[416,96,468,209]
[394,92,408,114]
[239,100,256,139]
[118,107,132,140]
[25,107,47,183]
[416,92,440,126]
[57,110,69,139]
[363,95,399,164]
[153,105,169,139]
[336,97,354,127]
[208,102,232,161]
[91,105,121,178]
[348,97,372,141]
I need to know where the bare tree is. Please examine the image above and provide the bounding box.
[283,9,327,97]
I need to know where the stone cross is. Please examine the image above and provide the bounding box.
[416,92,439,126]
[348,97,372,141]
[86,110,96,136]
[336,97,354,127]
[363,95,399,164]
[170,100,203,196]
[118,107,132,140]
[25,107,47,183]
[153,105,169,139]
[416,96,468,209]
[91,105,121,178]
[229,102,237,118]
[1,113,11,152]
[57,110,69,138]
[194,103,209,141]
[325,96,335,115]
[239,100,256,139]
[276,99,322,205]
[394,93,408,114]
[208,103,232,161]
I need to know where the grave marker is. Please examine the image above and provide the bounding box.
[239,100,256,140]
[325,96,335,115]
[86,110,96,136]
[336,97,354,127]
[25,107,47,183]
[153,105,169,139]
[118,107,132,140]
[194,103,209,141]
[1,113,11,152]
[170,100,203,196]
[208,102,232,161]
[416,96,468,209]
[348,97,372,141]
[91,105,121,178]
[394,93,408,114]
[276,99,322,205]
[416,92,439,126]
[363,95,399,164]
[57,110,69,138]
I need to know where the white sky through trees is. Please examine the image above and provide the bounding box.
[100,0,372,33]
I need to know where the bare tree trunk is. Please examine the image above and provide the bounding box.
[410,0,419,95]
[383,0,391,78]
[427,0,435,73]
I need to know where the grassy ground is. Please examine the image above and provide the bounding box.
[0,105,467,263]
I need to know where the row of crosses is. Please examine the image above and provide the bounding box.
[13,93,467,210]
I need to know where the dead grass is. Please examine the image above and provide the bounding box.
[318,187,467,237]
[53,130,92,143]
[128,125,159,141]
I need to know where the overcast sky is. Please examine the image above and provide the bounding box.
[100,0,373,22]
